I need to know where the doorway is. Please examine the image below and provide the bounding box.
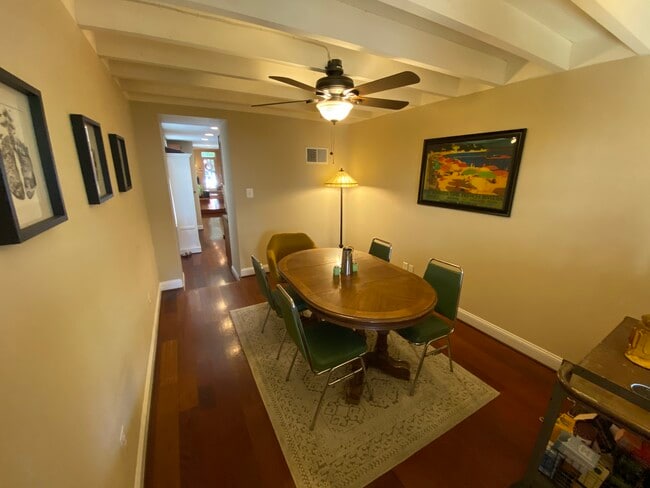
[159,115,236,277]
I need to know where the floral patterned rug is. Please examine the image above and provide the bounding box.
[230,303,499,488]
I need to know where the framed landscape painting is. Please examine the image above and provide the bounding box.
[0,67,67,245]
[417,128,527,217]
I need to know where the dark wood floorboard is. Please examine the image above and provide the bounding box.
[145,217,557,487]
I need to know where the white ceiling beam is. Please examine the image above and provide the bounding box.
[107,61,317,101]
[361,0,572,71]
[92,31,460,98]
[571,0,650,54]
[93,32,322,86]
[119,79,377,119]
[126,92,370,124]
[570,36,634,68]
[119,79,295,107]
[75,0,508,85]
[108,60,443,108]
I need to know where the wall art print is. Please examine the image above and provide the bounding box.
[108,133,132,192]
[417,128,527,217]
[70,114,113,204]
[0,67,67,245]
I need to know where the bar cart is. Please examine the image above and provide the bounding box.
[515,316,650,487]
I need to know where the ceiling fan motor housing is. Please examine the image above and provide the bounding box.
[317,58,354,95]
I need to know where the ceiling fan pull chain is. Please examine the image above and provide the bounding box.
[330,125,335,165]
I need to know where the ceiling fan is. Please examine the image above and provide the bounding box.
[252,58,420,123]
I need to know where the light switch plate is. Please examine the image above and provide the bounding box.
[246,188,254,198]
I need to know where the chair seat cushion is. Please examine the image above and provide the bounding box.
[304,323,368,372]
[397,315,452,344]
[271,287,308,315]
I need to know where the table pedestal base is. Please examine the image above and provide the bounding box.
[345,331,411,404]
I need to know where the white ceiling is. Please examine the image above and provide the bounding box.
[68,0,648,125]
[160,117,221,148]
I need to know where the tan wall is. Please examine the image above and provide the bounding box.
[343,56,650,362]
[0,2,159,487]
[130,102,344,278]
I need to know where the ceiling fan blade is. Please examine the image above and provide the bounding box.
[351,71,420,96]
[353,96,409,110]
[251,99,314,107]
[269,76,315,92]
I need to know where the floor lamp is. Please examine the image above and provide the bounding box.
[325,168,358,248]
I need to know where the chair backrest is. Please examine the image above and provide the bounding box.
[275,284,314,369]
[423,258,464,321]
[368,237,392,262]
[266,233,316,282]
[251,255,279,313]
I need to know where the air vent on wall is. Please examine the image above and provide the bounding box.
[306,147,328,164]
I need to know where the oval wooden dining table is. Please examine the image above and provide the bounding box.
[278,248,437,402]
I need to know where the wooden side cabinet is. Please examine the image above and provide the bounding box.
[515,317,649,487]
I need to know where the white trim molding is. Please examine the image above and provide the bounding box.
[240,266,253,278]
[239,263,269,278]
[457,308,562,370]
[134,286,163,488]
[230,265,240,280]
[160,274,184,291]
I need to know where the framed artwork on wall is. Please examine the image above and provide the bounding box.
[70,114,113,204]
[108,133,132,192]
[0,67,67,245]
[417,128,527,217]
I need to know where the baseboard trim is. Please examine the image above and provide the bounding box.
[239,264,269,278]
[160,277,184,291]
[134,286,162,488]
[457,308,562,370]
[230,265,240,280]
[180,246,202,255]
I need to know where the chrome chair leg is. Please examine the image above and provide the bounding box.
[409,342,430,396]
[310,369,334,431]
[261,304,271,333]
[360,358,373,401]
[446,336,454,372]
[276,329,287,360]
[286,347,299,381]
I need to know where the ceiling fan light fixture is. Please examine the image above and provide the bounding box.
[316,98,353,123]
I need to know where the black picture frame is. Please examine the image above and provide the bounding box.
[108,133,132,192]
[70,114,113,205]
[417,128,527,217]
[0,67,67,245]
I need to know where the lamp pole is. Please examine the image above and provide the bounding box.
[338,186,343,248]
[325,168,358,249]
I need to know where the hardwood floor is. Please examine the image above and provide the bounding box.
[145,217,557,487]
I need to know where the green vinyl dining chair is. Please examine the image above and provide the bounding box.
[368,237,392,262]
[396,258,464,396]
[251,255,307,334]
[276,284,373,430]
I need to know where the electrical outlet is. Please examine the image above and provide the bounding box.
[408,264,414,273]
[402,261,408,270]
[119,425,127,447]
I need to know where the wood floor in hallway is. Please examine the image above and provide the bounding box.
[144,217,556,487]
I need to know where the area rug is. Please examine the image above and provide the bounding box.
[230,303,499,488]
